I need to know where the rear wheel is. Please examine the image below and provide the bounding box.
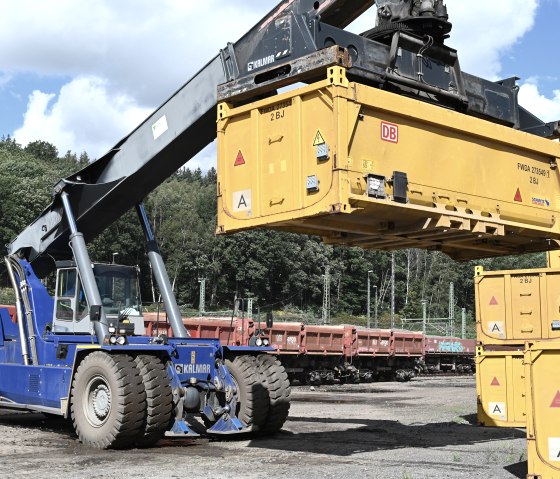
[70,352,146,449]
[224,355,269,432]
[134,355,174,447]
[256,354,291,435]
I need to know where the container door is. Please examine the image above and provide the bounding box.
[477,354,509,426]
[258,98,298,216]
[476,350,525,427]
[477,275,507,341]
[510,273,542,339]
[528,348,560,475]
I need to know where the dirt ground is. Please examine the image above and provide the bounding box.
[0,376,527,479]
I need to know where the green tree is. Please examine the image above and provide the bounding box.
[24,140,59,163]
[0,142,59,252]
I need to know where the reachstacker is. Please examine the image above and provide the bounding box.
[2,2,560,474]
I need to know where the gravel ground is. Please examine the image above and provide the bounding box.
[0,376,527,479]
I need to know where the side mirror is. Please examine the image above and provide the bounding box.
[89,305,102,322]
[266,311,273,329]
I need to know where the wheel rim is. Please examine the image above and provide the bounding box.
[84,375,111,427]
[229,374,241,417]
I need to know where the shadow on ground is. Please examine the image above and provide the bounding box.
[245,414,528,477]
[0,408,528,477]
[0,411,74,435]
[247,415,525,456]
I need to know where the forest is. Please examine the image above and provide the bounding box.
[0,136,546,334]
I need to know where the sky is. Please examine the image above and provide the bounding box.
[0,0,559,170]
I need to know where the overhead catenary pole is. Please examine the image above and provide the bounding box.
[198,278,206,315]
[247,297,253,320]
[449,282,455,337]
[322,265,331,324]
[422,299,428,335]
[374,285,379,328]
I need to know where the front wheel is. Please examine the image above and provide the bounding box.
[70,352,146,449]
[224,355,269,432]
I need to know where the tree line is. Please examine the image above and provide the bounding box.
[0,137,545,331]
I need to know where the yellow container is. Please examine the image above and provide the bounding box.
[476,346,526,427]
[475,266,560,345]
[216,67,560,261]
[525,341,560,478]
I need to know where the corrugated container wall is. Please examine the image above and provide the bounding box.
[475,346,526,428]
[475,266,560,345]
[525,342,560,478]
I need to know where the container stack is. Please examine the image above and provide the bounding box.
[475,264,560,477]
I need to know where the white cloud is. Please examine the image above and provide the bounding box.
[445,0,538,79]
[0,1,275,106]
[346,0,539,80]
[1,0,551,168]
[2,0,279,165]
[519,80,560,122]
[14,76,151,159]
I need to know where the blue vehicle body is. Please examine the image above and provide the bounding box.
[0,260,270,437]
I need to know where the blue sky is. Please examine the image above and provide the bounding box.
[0,0,559,168]
[500,0,559,97]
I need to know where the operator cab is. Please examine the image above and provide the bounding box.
[53,261,144,335]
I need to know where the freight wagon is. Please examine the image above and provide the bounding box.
[346,328,424,383]
[143,314,474,384]
[423,336,476,374]
[144,314,259,347]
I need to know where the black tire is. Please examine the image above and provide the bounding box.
[134,355,174,447]
[70,352,146,449]
[224,355,269,432]
[256,354,291,435]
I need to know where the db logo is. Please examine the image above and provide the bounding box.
[381,121,399,143]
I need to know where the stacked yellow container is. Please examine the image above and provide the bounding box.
[476,259,560,477]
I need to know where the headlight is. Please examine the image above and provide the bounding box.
[109,335,117,345]
[116,336,127,345]
[256,337,263,346]
[263,338,270,346]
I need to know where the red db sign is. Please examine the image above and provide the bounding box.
[381,122,398,143]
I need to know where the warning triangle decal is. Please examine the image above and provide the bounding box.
[313,130,326,146]
[491,377,500,386]
[234,150,246,167]
[514,188,523,202]
[489,296,499,306]
[550,390,560,408]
